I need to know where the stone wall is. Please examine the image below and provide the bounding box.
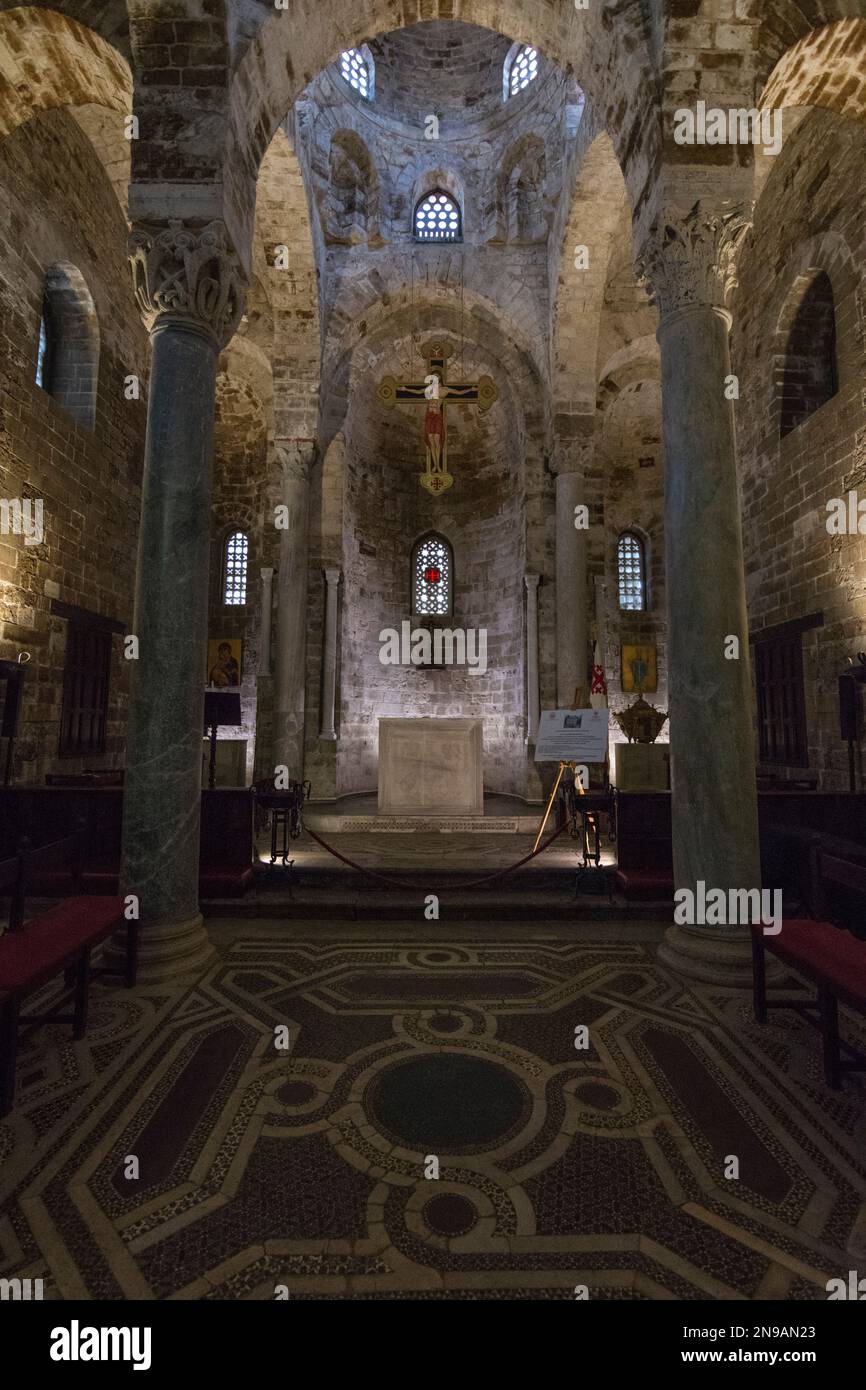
[734,107,866,789]
[0,108,147,783]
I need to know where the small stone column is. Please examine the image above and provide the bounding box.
[552,458,588,707]
[259,568,274,676]
[120,221,246,981]
[320,568,341,741]
[273,442,315,777]
[640,201,760,984]
[525,574,540,743]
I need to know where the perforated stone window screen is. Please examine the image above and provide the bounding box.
[509,45,538,97]
[618,533,646,612]
[340,49,371,99]
[414,191,461,242]
[223,530,249,606]
[413,536,452,616]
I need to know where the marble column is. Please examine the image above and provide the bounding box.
[120,221,246,981]
[273,443,315,777]
[320,568,341,741]
[552,460,588,707]
[640,201,760,984]
[525,574,540,743]
[259,568,274,677]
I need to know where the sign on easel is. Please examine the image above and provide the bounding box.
[534,709,609,764]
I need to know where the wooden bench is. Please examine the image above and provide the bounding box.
[0,835,131,1117]
[751,837,866,1089]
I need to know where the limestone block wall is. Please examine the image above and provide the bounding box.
[0,109,147,783]
[734,108,866,789]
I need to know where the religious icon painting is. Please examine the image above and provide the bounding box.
[621,642,658,694]
[207,638,243,689]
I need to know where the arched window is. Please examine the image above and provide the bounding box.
[223,529,249,606]
[414,190,461,242]
[506,44,539,98]
[779,271,838,438]
[412,534,453,617]
[339,48,373,100]
[35,264,99,428]
[35,304,51,389]
[617,532,646,612]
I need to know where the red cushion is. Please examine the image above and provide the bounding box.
[0,897,125,994]
[759,918,866,1006]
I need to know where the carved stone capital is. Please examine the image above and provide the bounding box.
[637,200,754,322]
[276,439,317,485]
[129,220,247,346]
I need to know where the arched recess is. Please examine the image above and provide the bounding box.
[322,129,379,244]
[767,229,859,439]
[495,132,548,243]
[777,272,838,439]
[0,7,131,140]
[219,1,657,265]
[39,261,100,429]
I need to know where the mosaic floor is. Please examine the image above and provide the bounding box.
[1,922,865,1300]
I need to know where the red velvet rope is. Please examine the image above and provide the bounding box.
[300,820,570,892]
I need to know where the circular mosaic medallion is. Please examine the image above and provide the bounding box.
[366,1053,529,1152]
[277,1080,317,1106]
[575,1081,620,1111]
[422,1193,478,1237]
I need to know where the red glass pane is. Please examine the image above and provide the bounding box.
[423,566,442,584]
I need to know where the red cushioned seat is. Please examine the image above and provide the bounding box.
[758,918,866,1006]
[0,897,124,995]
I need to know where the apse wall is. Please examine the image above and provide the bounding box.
[334,391,526,799]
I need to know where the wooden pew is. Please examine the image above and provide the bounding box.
[0,835,129,1117]
[751,837,866,1089]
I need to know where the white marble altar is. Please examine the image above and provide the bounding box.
[378,718,484,816]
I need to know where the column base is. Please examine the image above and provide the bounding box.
[658,923,782,988]
[104,913,215,986]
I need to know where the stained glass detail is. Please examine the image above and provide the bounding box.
[414,537,451,616]
[509,46,538,97]
[617,532,645,612]
[340,49,371,99]
[415,191,461,242]
[223,530,249,606]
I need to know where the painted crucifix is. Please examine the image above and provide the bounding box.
[376,340,499,495]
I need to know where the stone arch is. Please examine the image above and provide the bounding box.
[0,7,131,141]
[551,130,632,416]
[39,261,100,430]
[496,132,547,243]
[761,20,866,127]
[323,128,379,244]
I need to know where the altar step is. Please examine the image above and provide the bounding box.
[203,863,668,921]
[303,814,536,834]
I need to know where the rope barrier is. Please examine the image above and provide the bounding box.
[300,819,571,893]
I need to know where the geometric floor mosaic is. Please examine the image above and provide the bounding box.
[2,931,865,1300]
